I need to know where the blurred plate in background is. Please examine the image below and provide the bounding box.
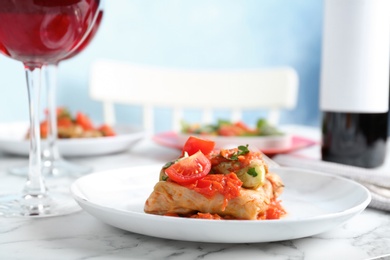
[0,122,145,157]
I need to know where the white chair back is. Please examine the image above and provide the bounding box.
[89,59,299,135]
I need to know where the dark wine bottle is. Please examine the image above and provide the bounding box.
[321,112,388,168]
[320,0,390,168]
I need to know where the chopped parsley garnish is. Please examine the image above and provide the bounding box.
[163,152,189,169]
[247,167,258,177]
[229,145,250,160]
[163,161,174,169]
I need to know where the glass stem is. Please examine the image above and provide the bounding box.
[23,66,47,196]
[44,64,61,162]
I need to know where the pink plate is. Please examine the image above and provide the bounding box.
[153,131,317,156]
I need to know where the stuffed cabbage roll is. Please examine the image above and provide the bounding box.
[144,136,286,220]
[144,171,284,220]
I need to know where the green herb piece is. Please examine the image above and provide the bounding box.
[58,107,72,119]
[180,120,190,133]
[237,145,250,154]
[163,161,174,169]
[247,167,258,177]
[229,144,250,160]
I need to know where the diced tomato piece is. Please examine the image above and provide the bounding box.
[182,136,215,156]
[75,112,94,130]
[57,117,73,128]
[40,120,48,138]
[185,172,242,198]
[234,121,251,131]
[98,124,116,136]
[235,121,258,135]
[218,124,246,136]
[57,107,72,119]
[165,151,211,184]
[56,107,65,116]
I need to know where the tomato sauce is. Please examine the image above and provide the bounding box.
[189,199,286,220]
[183,172,242,210]
[258,199,286,220]
[190,212,223,220]
[164,199,286,220]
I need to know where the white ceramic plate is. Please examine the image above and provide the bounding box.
[0,122,145,157]
[70,165,371,243]
[177,132,292,150]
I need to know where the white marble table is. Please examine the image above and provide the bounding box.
[1,128,390,260]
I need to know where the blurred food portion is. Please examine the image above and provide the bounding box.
[27,107,116,139]
[181,118,283,137]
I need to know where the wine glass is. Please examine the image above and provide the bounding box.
[0,0,101,217]
[9,10,104,178]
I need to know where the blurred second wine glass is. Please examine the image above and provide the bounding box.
[43,10,104,177]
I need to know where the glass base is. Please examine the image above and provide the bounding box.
[8,159,92,178]
[0,192,81,218]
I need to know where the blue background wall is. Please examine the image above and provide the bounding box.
[0,0,323,133]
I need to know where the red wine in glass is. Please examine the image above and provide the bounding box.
[0,0,101,217]
[64,10,103,60]
[0,0,100,65]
